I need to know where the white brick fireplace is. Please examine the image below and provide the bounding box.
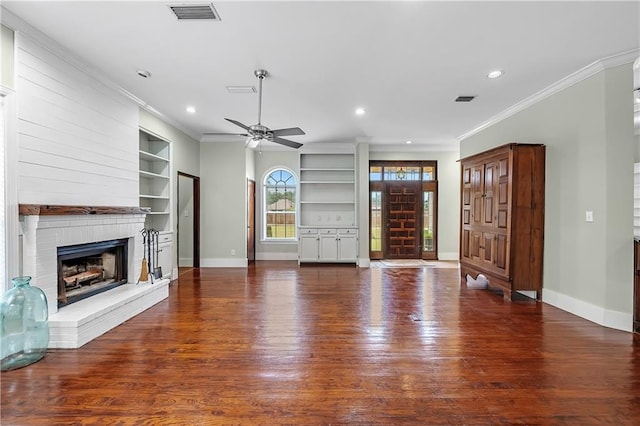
[20,207,169,349]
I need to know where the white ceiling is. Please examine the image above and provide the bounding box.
[3,1,639,151]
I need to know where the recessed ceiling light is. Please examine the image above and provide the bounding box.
[136,69,151,78]
[405,140,412,144]
[186,106,196,114]
[355,107,366,116]
[487,70,504,79]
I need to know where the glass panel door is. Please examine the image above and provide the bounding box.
[370,187,383,259]
[422,181,437,260]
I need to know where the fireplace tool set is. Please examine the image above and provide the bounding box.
[137,228,162,284]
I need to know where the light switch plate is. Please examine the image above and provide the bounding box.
[586,211,594,222]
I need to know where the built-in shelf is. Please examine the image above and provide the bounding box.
[300,168,354,171]
[298,152,356,228]
[139,129,171,231]
[139,170,170,180]
[139,194,170,200]
[300,181,354,184]
[139,150,167,162]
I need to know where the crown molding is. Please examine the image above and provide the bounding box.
[1,6,201,142]
[458,49,640,142]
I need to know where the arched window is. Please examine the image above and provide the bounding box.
[263,168,297,240]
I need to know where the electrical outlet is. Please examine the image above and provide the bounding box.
[231,249,236,256]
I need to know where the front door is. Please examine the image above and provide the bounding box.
[384,181,422,259]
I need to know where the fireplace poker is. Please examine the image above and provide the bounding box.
[147,228,154,284]
[153,229,163,279]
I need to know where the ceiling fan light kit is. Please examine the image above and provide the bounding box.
[205,69,305,149]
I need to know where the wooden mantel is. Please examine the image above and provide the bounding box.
[19,204,151,216]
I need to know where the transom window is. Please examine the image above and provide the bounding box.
[263,168,297,240]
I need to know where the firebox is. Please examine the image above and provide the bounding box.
[57,239,128,308]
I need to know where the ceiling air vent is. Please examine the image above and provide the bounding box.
[226,86,257,94]
[168,3,221,21]
[455,96,476,102]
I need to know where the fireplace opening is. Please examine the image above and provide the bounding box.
[57,239,128,308]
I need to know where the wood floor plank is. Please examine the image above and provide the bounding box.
[2,261,639,424]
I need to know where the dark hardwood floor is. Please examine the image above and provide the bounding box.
[2,261,639,425]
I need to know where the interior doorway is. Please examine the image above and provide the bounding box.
[177,172,200,268]
[247,179,255,264]
[369,161,438,260]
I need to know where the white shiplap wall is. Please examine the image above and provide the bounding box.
[15,32,139,206]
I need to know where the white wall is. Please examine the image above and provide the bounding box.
[460,63,635,331]
[356,143,370,267]
[369,149,460,260]
[15,32,139,206]
[200,142,247,266]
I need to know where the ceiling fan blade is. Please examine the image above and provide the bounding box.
[272,136,303,149]
[225,118,251,131]
[202,132,249,137]
[271,127,306,137]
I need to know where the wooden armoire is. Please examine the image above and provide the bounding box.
[459,143,545,300]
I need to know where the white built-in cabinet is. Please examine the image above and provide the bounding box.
[298,228,358,263]
[138,128,173,279]
[298,152,358,264]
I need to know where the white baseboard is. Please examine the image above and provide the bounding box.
[358,258,371,268]
[200,258,248,268]
[438,252,458,261]
[255,252,298,261]
[178,257,193,267]
[542,288,633,332]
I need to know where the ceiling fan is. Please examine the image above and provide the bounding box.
[205,69,305,149]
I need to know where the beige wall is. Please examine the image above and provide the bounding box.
[460,63,635,331]
[200,142,247,265]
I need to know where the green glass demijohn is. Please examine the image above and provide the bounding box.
[1,276,50,371]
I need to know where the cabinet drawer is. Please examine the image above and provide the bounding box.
[339,228,358,235]
[319,228,337,235]
[299,228,318,234]
[158,234,172,243]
